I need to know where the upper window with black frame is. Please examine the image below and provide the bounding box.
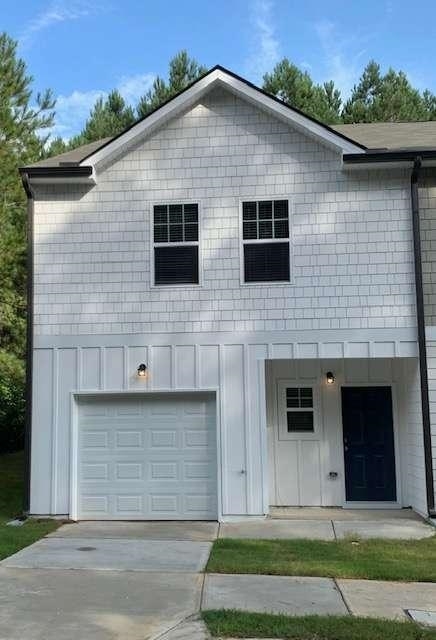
[242,200,290,283]
[153,203,199,285]
[286,387,314,433]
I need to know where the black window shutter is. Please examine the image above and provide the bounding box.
[155,246,199,285]
[244,242,290,282]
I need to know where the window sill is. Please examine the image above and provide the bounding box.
[151,283,202,290]
[240,280,294,287]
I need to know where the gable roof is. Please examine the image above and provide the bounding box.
[22,65,365,174]
[22,66,436,175]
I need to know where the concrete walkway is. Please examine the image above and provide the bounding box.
[201,573,436,622]
[220,510,435,540]
[1,517,435,639]
[0,521,216,640]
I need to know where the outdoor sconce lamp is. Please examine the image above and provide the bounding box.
[137,363,148,378]
[326,371,335,385]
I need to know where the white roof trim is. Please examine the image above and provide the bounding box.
[81,68,364,169]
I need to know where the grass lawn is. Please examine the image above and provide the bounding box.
[202,610,436,639]
[207,537,436,582]
[0,451,59,560]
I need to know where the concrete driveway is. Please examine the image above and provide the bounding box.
[0,521,218,640]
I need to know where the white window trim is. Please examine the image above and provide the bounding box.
[276,380,320,441]
[150,200,203,289]
[239,197,294,286]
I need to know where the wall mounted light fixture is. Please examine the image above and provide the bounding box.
[137,363,148,377]
[326,371,335,385]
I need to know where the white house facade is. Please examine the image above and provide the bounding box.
[21,67,436,521]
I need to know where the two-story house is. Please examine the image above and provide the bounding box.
[20,66,436,521]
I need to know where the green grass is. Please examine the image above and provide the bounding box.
[0,451,59,560]
[207,537,436,582]
[202,610,436,639]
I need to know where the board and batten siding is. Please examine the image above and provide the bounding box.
[266,357,426,514]
[31,337,425,517]
[31,341,268,516]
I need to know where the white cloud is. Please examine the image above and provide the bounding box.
[49,73,156,140]
[246,0,280,83]
[117,73,155,104]
[314,20,367,99]
[50,89,106,139]
[20,0,105,48]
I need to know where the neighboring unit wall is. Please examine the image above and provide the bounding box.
[420,173,436,326]
[417,173,436,507]
[425,342,436,506]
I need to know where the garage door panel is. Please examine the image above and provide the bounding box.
[77,393,217,520]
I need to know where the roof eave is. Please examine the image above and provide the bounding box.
[80,66,365,169]
[19,165,96,185]
[343,149,436,170]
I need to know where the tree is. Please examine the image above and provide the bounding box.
[342,60,436,122]
[70,90,135,146]
[0,32,54,451]
[137,51,207,117]
[45,136,69,157]
[262,59,342,123]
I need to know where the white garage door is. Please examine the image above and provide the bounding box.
[77,393,217,520]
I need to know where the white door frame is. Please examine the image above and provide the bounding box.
[69,388,220,521]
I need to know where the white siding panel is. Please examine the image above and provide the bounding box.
[344,359,369,383]
[199,345,219,388]
[369,359,392,382]
[299,441,322,506]
[175,345,196,389]
[55,348,77,512]
[246,344,268,513]
[31,349,54,514]
[104,347,125,390]
[151,346,172,389]
[221,344,247,514]
[81,348,101,389]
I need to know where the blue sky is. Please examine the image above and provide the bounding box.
[3,0,436,139]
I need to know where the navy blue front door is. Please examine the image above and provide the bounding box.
[341,387,396,502]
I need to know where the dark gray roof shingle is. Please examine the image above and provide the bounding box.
[333,121,436,150]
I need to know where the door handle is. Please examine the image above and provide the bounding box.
[344,445,349,452]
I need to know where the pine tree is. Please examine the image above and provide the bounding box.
[0,32,54,450]
[342,60,436,122]
[262,59,342,123]
[137,51,207,117]
[72,90,135,145]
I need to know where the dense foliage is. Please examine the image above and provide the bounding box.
[0,33,54,452]
[2,33,436,452]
